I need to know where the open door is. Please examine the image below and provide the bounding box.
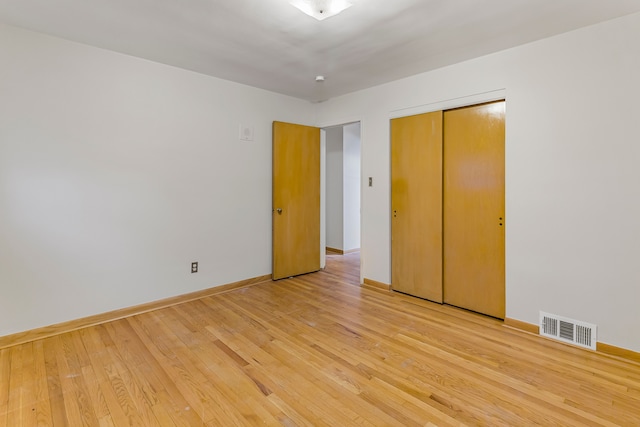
[272,121,321,280]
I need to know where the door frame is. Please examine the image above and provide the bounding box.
[389,89,506,120]
[387,89,507,307]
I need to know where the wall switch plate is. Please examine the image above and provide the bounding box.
[191,262,198,273]
[369,177,373,187]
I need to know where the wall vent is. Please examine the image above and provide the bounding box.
[539,311,597,350]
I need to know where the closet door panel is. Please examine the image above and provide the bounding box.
[391,111,443,302]
[443,101,505,318]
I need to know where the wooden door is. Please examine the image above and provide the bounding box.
[272,121,321,280]
[391,111,443,302]
[443,101,505,318]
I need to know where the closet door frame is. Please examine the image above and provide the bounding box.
[388,90,506,317]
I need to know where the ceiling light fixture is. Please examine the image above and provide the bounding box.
[289,0,353,21]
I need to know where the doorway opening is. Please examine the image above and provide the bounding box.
[320,122,361,282]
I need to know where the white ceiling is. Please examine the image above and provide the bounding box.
[2,0,640,102]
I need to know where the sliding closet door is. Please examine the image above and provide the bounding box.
[443,101,505,318]
[391,111,443,302]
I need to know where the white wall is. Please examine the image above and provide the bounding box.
[0,24,315,337]
[343,123,361,251]
[317,12,640,352]
[325,127,344,249]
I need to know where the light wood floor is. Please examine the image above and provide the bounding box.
[1,252,639,426]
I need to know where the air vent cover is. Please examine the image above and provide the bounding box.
[539,311,597,350]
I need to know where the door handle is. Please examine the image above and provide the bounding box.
[275,208,282,214]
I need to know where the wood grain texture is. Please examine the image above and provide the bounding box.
[0,274,271,350]
[272,121,321,280]
[1,252,640,426]
[597,342,640,364]
[362,278,391,292]
[444,101,506,319]
[504,317,540,334]
[391,111,443,302]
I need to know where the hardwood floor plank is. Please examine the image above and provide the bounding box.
[0,349,10,427]
[152,309,277,426]
[50,336,87,426]
[6,344,27,426]
[264,393,318,427]
[218,299,460,426]
[395,333,611,426]
[123,314,207,426]
[79,325,141,426]
[42,338,69,426]
[19,342,37,426]
[31,341,53,426]
[2,252,640,425]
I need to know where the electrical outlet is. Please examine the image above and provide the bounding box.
[191,262,198,273]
